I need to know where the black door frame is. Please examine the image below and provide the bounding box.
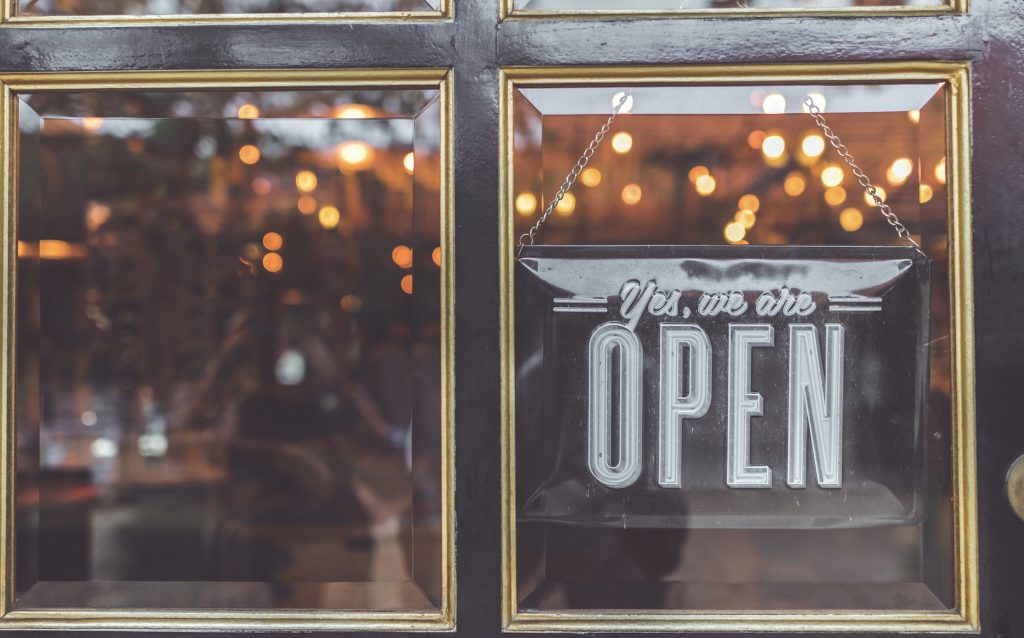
[0,1,1021,636]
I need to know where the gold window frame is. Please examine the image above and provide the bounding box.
[0,67,455,632]
[498,61,978,634]
[501,0,965,20]
[0,0,449,27]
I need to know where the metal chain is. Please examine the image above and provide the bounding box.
[518,92,918,255]
[803,96,919,248]
[517,92,631,257]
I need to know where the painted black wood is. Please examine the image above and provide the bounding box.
[1,0,1023,636]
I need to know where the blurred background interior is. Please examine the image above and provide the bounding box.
[14,88,445,611]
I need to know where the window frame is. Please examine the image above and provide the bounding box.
[498,60,978,634]
[0,67,456,632]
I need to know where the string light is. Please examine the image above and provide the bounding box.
[919,184,934,204]
[401,274,413,295]
[839,207,864,232]
[824,186,847,206]
[432,246,442,266]
[761,135,786,160]
[935,157,947,184]
[237,104,260,119]
[821,164,844,188]
[724,221,747,243]
[611,132,633,154]
[886,157,914,186]
[735,209,756,229]
[762,93,786,114]
[295,171,318,193]
[580,167,602,187]
[82,117,104,131]
[556,192,577,215]
[297,195,317,215]
[688,166,709,184]
[515,192,537,216]
[695,174,716,196]
[262,232,283,251]
[864,186,887,206]
[318,205,340,229]
[784,172,806,197]
[738,194,760,213]
[238,144,261,165]
[336,141,375,171]
[801,133,826,158]
[908,110,921,124]
[621,183,642,205]
[392,245,413,269]
[747,130,766,150]
[262,252,283,272]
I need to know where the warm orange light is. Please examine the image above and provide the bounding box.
[403,152,415,175]
[556,192,576,216]
[252,177,272,195]
[735,209,756,229]
[761,134,786,160]
[738,194,760,213]
[612,91,634,114]
[580,167,602,187]
[864,186,887,206]
[336,141,375,171]
[621,183,642,206]
[431,246,442,267]
[747,130,766,150]
[801,133,826,158]
[238,144,261,165]
[688,165,709,184]
[82,117,104,131]
[919,183,934,204]
[297,195,317,215]
[262,252,283,272]
[401,274,413,295]
[515,192,538,216]
[908,109,921,124]
[392,245,413,269]
[295,170,318,193]
[262,232,283,251]
[935,157,947,184]
[694,174,716,196]
[332,104,374,119]
[821,164,844,188]
[611,132,633,154]
[887,157,914,186]
[85,201,111,232]
[237,104,260,119]
[318,205,340,229]
[784,172,806,197]
[824,186,847,206]
[38,240,88,260]
[724,221,747,243]
[340,294,362,312]
[762,93,787,114]
[839,207,864,232]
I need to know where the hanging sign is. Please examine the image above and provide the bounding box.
[515,245,930,529]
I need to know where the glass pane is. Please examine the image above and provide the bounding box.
[515,0,947,12]
[15,87,445,611]
[512,82,954,612]
[18,0,440,18]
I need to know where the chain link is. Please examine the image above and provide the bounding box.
[518,92,918,255]
[517,92,631,257]
[803,96,919,248]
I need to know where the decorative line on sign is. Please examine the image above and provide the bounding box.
[553,306,609,314]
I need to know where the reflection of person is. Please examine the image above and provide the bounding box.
[179,216,412,601]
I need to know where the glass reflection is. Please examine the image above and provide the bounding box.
[19,0,439,17]
[515,0,945,11]
[513,83,954,612]
[15,89,443,610]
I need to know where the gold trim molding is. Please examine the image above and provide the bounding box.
[499,62,977,634]
[502,0,965,20]
[1,0,449,27]
[0,67,455,632]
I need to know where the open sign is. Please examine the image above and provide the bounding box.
[515,245,930,529]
